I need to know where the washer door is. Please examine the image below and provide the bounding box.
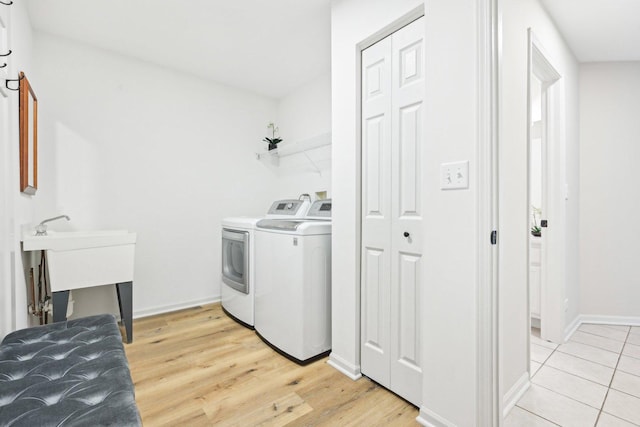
[221,229,250,294]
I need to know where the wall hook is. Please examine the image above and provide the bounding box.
[0,50,12,57]
[5,74,22,91]
[0,1,14,5]
[0,63,6,69]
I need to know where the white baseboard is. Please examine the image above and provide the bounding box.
[416,406,457,427]
[503,372,530,418]
[563,314,640,343]
[133,296,221,319]
[579,314,640,327]
[327,352,362,380]
[564,315,582,342]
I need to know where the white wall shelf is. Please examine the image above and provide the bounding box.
[255,132,331,160]
[256,132,331,175]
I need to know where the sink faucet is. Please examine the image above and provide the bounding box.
[35,215,71,236]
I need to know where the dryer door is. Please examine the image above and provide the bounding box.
[221,229,250,294]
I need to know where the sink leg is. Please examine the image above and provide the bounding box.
[116,281,133,343]
[52,290,69,323]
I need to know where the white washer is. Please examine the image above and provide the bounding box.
[254,199,332,364]
[221,197,312,328]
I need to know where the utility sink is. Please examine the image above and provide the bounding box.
[21,228,137,342]
[22,229,137,292]
[23,229,136,251]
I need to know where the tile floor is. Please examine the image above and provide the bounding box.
[506,324,640,426]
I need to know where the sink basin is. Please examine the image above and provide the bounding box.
[22,229,136,251]
[21,229,137,292]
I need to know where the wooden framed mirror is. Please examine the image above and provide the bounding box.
[19,71,37,195]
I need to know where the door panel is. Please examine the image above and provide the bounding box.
[364,115,385,216]
[398,102,422,216]
[362,248,385,353]
[361,35,392,387]
[361,16,424,407]
[390,17,424,406]
[398,251,420,366]
[366,59,385,98]
[399,41,423,87]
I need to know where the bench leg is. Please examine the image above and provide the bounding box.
[116,281,133,343]
[52,290,69,323]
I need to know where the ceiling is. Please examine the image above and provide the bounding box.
[26,0,331,99]
[539,0,640,62]
[26,0,637,99]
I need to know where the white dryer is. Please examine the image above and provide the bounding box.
[221,217,261,328]
[221,196,312,328]
[254,199,332,364]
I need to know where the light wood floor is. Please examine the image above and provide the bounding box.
[124,303,419,426]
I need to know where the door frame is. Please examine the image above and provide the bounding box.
[526,30,563,352]
[0,5,13,339]
[478,0,501,424]
[359,15,426,407]
[0,83,11,338]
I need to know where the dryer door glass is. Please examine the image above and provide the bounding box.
[222,229,250,294]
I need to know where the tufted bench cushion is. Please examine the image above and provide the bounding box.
[0,314,141,427]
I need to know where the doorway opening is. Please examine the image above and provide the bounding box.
[527,30,562,375]
[528,73,544,333]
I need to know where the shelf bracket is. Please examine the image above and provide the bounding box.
[303,152,322,176]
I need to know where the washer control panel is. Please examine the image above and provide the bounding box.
[266,199,309,217]
[306,199,332,219]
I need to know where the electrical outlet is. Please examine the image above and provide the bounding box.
[441,161,469,190]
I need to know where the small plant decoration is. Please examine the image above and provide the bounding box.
[531,205,542,237]
[263,122,282,151]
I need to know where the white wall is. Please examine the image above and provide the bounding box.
[0,0,51,338]
[277,73,331,145]
[272,72,332,200]
[331,0,481,424]
[32,33,281,319]
[579,61,640,320]
[420,2,481,423]
[500,0,580,409]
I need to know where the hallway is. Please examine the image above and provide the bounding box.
[506,324,640,426]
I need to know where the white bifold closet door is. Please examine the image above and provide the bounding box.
[361,16,425,407]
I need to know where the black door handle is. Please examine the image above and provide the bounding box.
[403,232,410,237]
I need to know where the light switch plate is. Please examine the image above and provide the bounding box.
[441,161,469,190]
